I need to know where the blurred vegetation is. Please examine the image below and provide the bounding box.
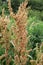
[29,0,43,11]
[0,0,43,65]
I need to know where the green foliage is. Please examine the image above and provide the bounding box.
[11,0,20,13]
[27,22,43,49]
[0,1,8,15]
[0,45,5,55]
[29,10,43,21]
[29,0,43,10]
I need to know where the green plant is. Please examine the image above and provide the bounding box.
[27,22,43,49]
[30,42,43,65]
